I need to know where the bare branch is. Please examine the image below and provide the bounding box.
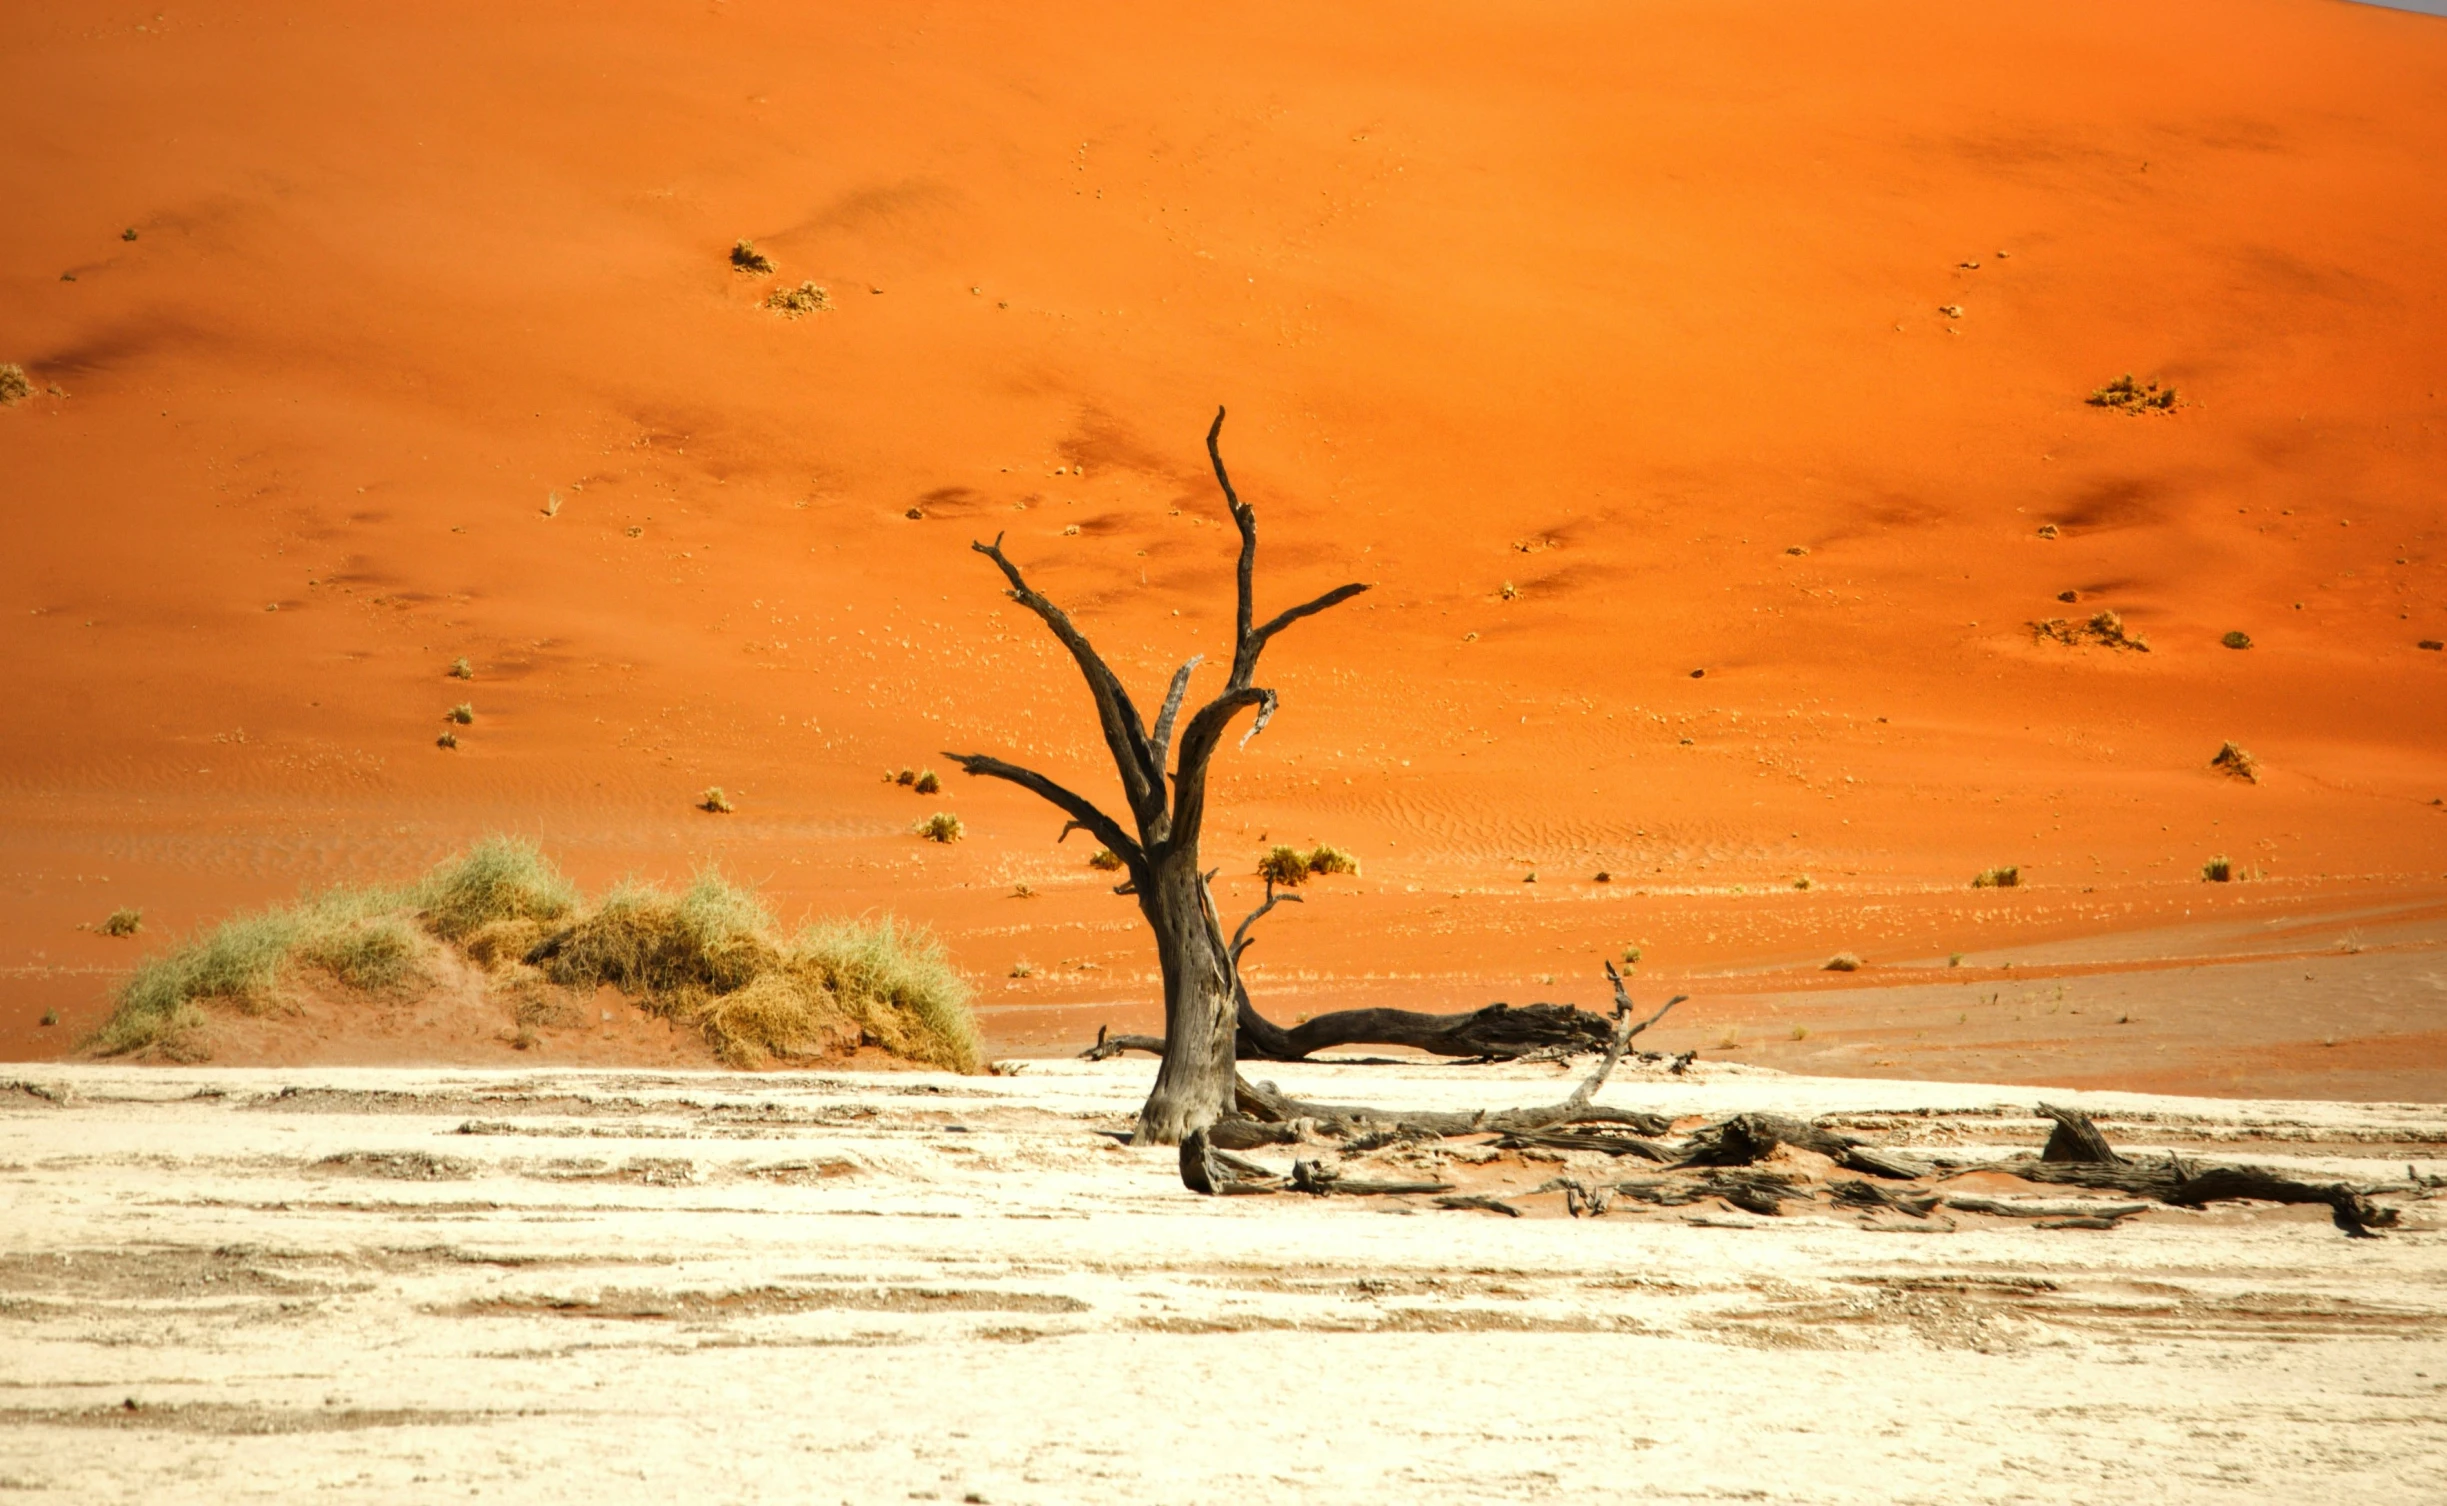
[1166,686,1271,844]
[1148,654,1203,780]
[1206,407,1256,673]
[969,535,1163,822]
[1229,878,1304,964]
[943,751,1142,869]
[1248,582,1370,661]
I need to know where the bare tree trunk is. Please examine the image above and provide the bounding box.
[1135,856,1239,1142]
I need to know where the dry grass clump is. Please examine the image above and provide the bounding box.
[1823,952,1864,972]
[100,908,143,938]
[913,770,941,795]
[2221,630,2253,650]
[92,887,425,1060]
[730,238,774,274]
[1256,845,1311,886]
[1304,844,1360,878]
[1086,847,1125,872]
[2211,741,2260,783]
[414,837,581,941]
[915,812,963,843]
[0,364,32,405]
[1971,865,2021,889]
[699,787,735,814]
[1256,843,1359,887]
[2088,374,2178,413]
[446,703,475,725]
[449,657,473,680]
[2202,855,2235,883]
[2032,609,2150,652]
[766,281,831,317]
[534,873,978,1070]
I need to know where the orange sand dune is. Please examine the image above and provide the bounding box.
[3,0,2443,1090]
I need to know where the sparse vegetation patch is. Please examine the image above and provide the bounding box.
[2211,741,2260,783]
[1824,953,1864,972]
[2031,609,2149,652]
[2088,373,2179,413]
[2221,630,2253,650]
[1971,866,2021,889]
[699,787,735,814]
[1086,848,1125,872]
[916,812,964,843]
[0,364,32,405]
[100,908,143,938]
[730,238,774,274]
[765,281,830,317]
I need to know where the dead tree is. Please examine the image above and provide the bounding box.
[946,407,1367,1145]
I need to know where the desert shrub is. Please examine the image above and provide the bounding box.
[1086,848,1124,872]
[2088,374,2178,413]
[2210,741,2260,783]
[415,836,579,941]
[916,812,963,843]
[1256,845,1310,887]
[766,281,830,317]
[449,657,473,680]
[436,732,459,750]
[913,770,941,795]
[1305,844,1359,877]
[2202,856,2234,883]
[1792,875,1813,891]
[1972,866,2021,889]
[1824,952,1864,972]
[730,238,774,273]
[447,703,474,725]
[700,786,735,814]
[0,364,31,405]
[2221,630,2253,650]
[101,908,142,938]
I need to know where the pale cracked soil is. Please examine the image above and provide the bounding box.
[1,1059,2442,1503]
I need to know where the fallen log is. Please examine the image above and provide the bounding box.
[1993,1105,2400,1237]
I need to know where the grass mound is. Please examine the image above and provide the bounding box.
[1256,843,1362,887]
[91,842,980,1073]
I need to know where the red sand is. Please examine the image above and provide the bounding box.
[3,0,2443,1092]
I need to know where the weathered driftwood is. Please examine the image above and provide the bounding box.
[1435,1194,1523,1218]
[1993,1105,2400,1237]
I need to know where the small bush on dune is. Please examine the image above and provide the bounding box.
[913,770,941,795]
[730,238,774,274]
[0,364,33,405]
[2202,855,2234,883]
[2210,741,2260,784]
[100,908,143,938]
[1086,848,1125,872]
[1305,845,1360,878]
[1971,866,2020,889]
[916,812,963,843]
[766,281,830,317]
[700,786,735,814]
[1824,952,1864,972]
[536,873,779,999]
[1257,845,1311,887]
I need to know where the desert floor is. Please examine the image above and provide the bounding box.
[2,1060,2442,1504]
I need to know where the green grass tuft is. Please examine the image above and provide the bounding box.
[449,657,473,680]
